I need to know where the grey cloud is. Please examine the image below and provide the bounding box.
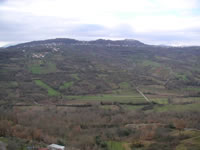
[0,7,200,46]
[103,24,200,45]
[0,0,7,4]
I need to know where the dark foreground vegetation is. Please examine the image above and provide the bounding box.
[0,38,200,149]
[1,106,200,150]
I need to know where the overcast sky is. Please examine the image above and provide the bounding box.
[1,0,200,46]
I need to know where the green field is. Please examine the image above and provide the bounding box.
[175,130,200,150]
[175,73,188,81]
[151,103,200,112]
[119,82,131,89]
[30,62,57,74]
[34,80,60,96]
[183,87,200,92]
[60,81,74,90]
[152,98,169,104]
[0,81,18,88]
[122,105,144,110]
[65,94,146,103]
[71,74,80,80]
[106,141,126,150]
[141,60,161,67]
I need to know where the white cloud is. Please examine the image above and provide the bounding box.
[0,0,200,46]
[153,0,199,10]
[2,0,198,15]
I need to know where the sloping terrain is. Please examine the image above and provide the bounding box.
[0,38,200,105]
[1,38,200,150]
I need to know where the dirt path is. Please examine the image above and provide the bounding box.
[0,141,6,150]
[136,88,152,103]
[33,99,42,105]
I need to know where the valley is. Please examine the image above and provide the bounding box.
[0,38,200,150]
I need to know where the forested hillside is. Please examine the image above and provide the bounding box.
[1,39,200,150]
[1,38,200,104]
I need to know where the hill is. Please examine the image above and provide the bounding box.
[1,38,200,150]
[0,38,200,104]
